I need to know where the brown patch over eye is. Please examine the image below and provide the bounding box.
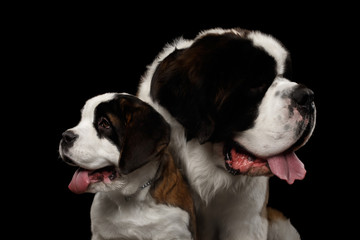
[98,116,111,129]
[108,113,122,129]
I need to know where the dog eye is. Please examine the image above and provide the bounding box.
[98,117,111,129]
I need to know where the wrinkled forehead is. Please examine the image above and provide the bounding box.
[81,93,117,122]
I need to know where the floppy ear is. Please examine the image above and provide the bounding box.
[117,96,170,175]
[150,49,216,144]
[150,33,279,144]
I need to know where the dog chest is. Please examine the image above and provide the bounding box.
[90,192,192,239]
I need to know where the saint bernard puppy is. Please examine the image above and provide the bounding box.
[59,93,197,240]
[137,28,316,240]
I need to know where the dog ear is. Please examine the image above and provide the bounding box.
[117,96,170,175]
[151,33,279,144]
[151,49,216,144]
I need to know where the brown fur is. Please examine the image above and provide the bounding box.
[267,207,287,221]
[151,150,197,240]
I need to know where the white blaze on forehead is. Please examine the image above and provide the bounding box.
[196,28,234,38]
[81,93,117,122]
[248,31,288,75]
[196,28,288,75]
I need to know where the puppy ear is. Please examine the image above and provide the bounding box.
[117,96,170,175]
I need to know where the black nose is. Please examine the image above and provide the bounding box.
[62,130,78,145]
[292,85,314,107]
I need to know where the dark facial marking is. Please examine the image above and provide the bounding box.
[93,94,171,175]
[115,95,171,174]
[93,99,124,149]
[151,32,277,143]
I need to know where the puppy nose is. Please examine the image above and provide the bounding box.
[62,130,78,144]
[292,85,314,107]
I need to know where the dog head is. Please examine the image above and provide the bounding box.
[59,93,170,194]
[149,28,316,184]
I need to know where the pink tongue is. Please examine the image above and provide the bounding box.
[267,152,306,184]
[68,168,91,194]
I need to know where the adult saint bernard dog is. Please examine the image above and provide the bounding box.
[137,28,316,240]
[59,93,197,240]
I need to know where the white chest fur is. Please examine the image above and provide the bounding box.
[196,177,269,240]
[90,191,192,240]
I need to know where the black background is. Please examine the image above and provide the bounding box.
[9,3,356,239]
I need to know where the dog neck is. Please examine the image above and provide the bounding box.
[124,179,153,201]
[100,159,160,205]
[149,150,197,238]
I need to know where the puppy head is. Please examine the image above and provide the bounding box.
[59,93,170,194]
[150,28,316,184]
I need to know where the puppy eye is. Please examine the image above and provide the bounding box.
[98,117,111,129]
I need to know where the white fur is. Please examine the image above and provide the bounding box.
[248,31,288,75]
[60,93,193,240]
[90,160,192,240]
[268,217,301,240]
[91,191,191,240]
[236,77,305,157]
[138,28,305,240]
[59,93,120,170]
